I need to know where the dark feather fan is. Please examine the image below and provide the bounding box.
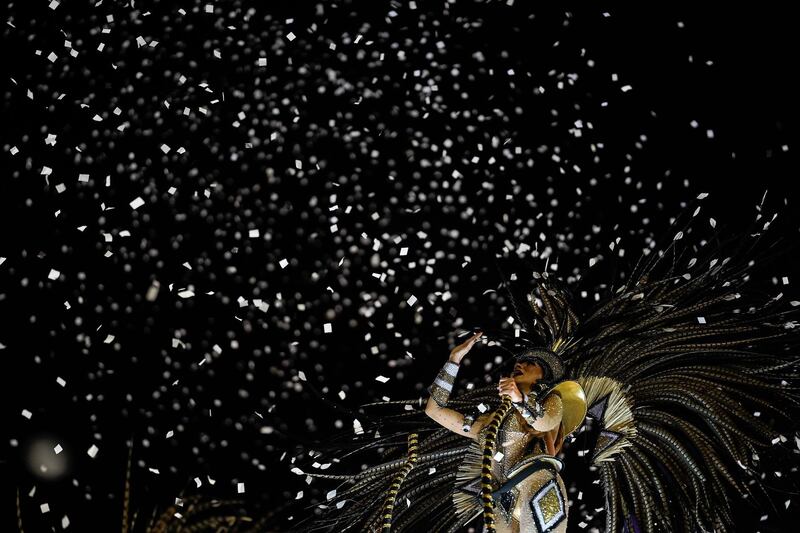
[523,221,800,532]
[290,211,800,533]
[290,386,505,532]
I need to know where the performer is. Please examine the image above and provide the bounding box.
[296,218,800,533]
[425,331,584,533]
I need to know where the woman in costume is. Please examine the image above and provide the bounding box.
[296,213,800,533]
[425,331,585,532]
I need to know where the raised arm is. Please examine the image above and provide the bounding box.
[424,331,484,439]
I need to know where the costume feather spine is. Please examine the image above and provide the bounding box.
[480,395,513,533]
[380,433,419,532]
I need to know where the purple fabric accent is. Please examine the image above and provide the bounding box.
[624,513,642,533]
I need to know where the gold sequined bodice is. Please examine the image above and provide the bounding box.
[478,407,545,483]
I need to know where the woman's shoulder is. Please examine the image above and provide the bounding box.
[540,385,564,406]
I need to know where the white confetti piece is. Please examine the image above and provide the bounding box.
[375,375,389,383]
[237,482,245,494]
[48,269,60,280]
[87,444,99,458]
[54,444,63,454]
[129,197,145,210]
[323,322,332,333]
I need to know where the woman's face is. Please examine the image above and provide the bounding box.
[511,360,544,390]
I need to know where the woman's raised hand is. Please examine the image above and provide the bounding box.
[448,331,483,364]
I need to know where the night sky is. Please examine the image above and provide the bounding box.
[2,2,799,532]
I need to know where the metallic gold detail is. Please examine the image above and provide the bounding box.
[549,380,587,438]
[480,395,514,533]
[530,479,566,530]
[539,486,560,522]
[380,433,419,532]
[428,362,461,406]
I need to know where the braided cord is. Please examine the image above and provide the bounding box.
[380,432,420,532]
[481,395,514,533]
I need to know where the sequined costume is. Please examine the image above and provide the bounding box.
[454,393,570,533]
[294,217,800,533]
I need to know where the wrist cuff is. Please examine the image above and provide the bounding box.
[429,360,461,407]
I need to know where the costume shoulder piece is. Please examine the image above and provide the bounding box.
[547,380,587,439]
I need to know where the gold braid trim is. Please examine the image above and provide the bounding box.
[380,433,420,532]
[481,395,514,533]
